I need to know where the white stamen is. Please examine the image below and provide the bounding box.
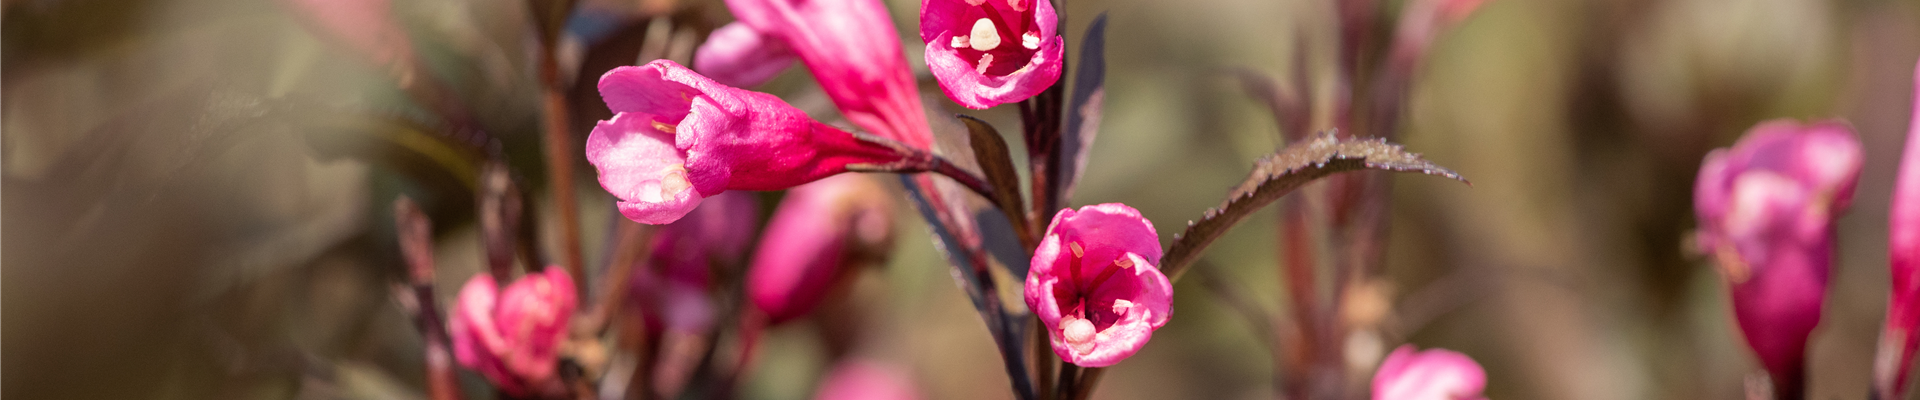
[968,18,1001,51]
[1112,299,1134,314]
[1062,317,1097,355]
[1007,0,1026,11]
[951,35,971,48]
[976,53,995,74]
[1022,32,1040,50]
[640,165,691,203]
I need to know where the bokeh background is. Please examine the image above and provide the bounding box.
[7,0,1920,398]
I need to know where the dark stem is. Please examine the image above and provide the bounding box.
[1034,320,1057,400]
[394,198,466,400]
[1054,361,1080,400]
[927,155,1001,204]
[901,174,1036,400]
[531,0,586,297]
[581,220,652,336]
[1071,367,1105,400]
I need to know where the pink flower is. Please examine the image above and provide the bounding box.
[920,0,1064,109]
[1370,345,1488,400]
[449,266,578,397]
[631,192,760,333]
[812,359,922,400]
[724,0,934,148]
[1024,203,1171,367]
[748,174,896,324]
[588,59,910,225]
[693,22,797,88]
[1694,119,1861,388]
[1880,61,1920,396]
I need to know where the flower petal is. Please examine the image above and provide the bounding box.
[693,22,797,88]
[587,112,707,224]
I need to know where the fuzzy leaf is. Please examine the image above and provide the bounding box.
[1158,131,1467,281]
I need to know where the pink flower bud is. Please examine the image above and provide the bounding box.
[1370,345,1488,400]
[588,60,911,225]
[449,266,578,397]
[1880,61,1920,396]
[812,359,922,400]
[920,0,1065,109]
[747,174,896,324]
[1694,119,1861,388]
[725,0,935,148]
[1024,203,1171,367]
[693,22,797,88]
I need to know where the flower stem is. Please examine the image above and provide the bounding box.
[1071,367,1105,400]
[394,197,466,400]
[530,0,585,298]
[1034,320,1057,400]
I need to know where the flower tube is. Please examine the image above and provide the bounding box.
[588,60,912,224]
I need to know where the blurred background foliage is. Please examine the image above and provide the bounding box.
[6,0,1920,398]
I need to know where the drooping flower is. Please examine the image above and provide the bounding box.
[693,22,798,88]
[748,173,896,324]
[919,0,1064,109]
[724,0,934,148]
[449,266,578,397]
[1694,119,1861,393]
[631,192,760,334]
[1878,60,1920,397]
[587,59,911,225]
[1370,345,1488,400]
[1024,203,1171,367]
[812,359,922,400]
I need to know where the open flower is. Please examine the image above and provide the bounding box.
[1694,119,1861,391]
[1370,345,1488,400]
[920,0,1064,109]
[1024,203,1171,367]
[748,173,896,324]
[693,22,797,88]
[588,59,910,225]
[724,0,934,148]
[449,266,578,397]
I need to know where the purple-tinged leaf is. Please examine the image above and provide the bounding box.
[900,175,1037,400]
[1055,13,1108,204]
[1159,131,1467,281]
[975,208,1032,279]
[959,115,1038,251]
